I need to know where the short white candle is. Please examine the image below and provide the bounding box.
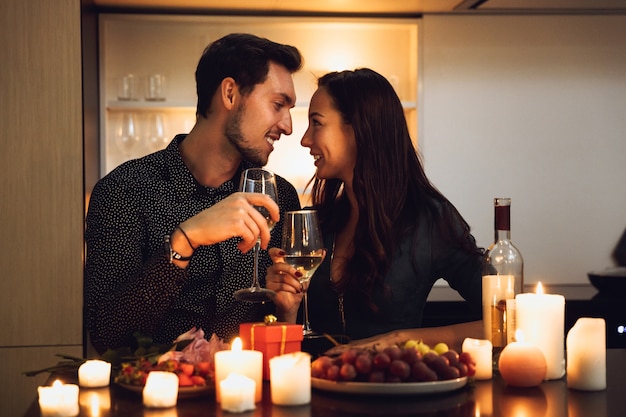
[462,338,493,380]
[515,282,566,380]
[78,360,111,388]
[142,371,178,408]
[566,317,606,391]
[37,380,79,417]
[269,352,311,405]
[219,373,256,413]
[214,337,263,403]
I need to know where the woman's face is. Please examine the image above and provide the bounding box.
[301,87,357,185]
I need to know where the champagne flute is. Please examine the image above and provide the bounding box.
[281,210,326,337]
[233,168,279,302]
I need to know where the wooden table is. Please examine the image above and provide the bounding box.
[24,349,626,417]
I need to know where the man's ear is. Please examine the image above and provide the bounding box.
[221,77,237,109]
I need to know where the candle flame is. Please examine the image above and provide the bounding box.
[231,337,242,351]
[515,329,525,343]
[52,380,63,388]
[536,282,544,295]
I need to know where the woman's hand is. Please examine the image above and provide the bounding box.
[265,247,304,323]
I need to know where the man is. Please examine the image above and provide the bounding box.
[85,33,303,353]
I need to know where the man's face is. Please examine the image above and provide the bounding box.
[225,62,296,166]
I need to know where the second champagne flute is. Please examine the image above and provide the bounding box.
[233,168,278,302]
[281,210,326,337]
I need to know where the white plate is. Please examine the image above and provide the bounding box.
[311,376,468,395]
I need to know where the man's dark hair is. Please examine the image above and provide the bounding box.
[195,33,303,118]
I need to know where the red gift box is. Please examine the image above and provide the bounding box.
[240,322,303,380]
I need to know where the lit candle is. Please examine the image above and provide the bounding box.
[37,380,79,417]
[566,317,606,391]
[462,338,493,380]
[142,371,178,408]
[219,373,256,413]
[214,337,263,403]
[515,282,565,380]
[78,360,111,388]
[498,329,547,387]
[269,352,311,405]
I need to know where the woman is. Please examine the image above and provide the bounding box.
[266,68,483,349]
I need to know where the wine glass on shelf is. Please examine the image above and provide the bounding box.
[233,168,279,303]
[145,112,167,152]
[281,210,326,337]
[114,112,141,159]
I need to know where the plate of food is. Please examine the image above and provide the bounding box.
[311,376,468,395]
[310,342,475,396]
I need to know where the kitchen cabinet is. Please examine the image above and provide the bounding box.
[99,14,418,199]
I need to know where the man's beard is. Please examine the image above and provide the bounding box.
[225,103,268,166]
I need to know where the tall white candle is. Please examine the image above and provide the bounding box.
[142,371,178,408]
[214,337,263,403]
[78,360,111,388]
[269,352,311,405]
[462,338,493,380]
[37,380,79,417]
[482,275,516,346]
[515,282,565,380]
[219,373,256,412]
[566,317,606,391]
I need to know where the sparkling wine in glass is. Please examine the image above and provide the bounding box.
[233,168,278,303]
[282,210,326,337]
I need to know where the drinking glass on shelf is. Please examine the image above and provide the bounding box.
[145,112,167,151]
[115,112,141,158]
[281,210,326,337]
[233,168,279,303]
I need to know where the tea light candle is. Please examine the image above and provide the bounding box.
[498,330,547,387]
[219,373,256,413]
[269,352,311,405]
[37,380,79,417]
[214,337,263,403]
[78,360,111,388]
[515,282,566,380]
[462,338,493,380]
[142,371,178,408]
[566,317,606,391]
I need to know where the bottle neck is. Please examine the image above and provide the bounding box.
[494,204,511,242]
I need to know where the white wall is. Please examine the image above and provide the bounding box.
[420,14,626,286]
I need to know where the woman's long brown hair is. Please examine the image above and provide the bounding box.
[310,68,480,306]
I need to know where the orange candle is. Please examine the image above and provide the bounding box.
[498,330,547,387]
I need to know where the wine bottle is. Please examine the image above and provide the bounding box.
[482,198,524,357]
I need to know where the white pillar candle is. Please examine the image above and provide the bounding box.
[37,380,79,417]
[78,360,111,388]
[482,275,516,346]
[214,337,263,403]
[462,338,493,380]
[269,352,311,405]
[219,373,256,413]
[142,371,178,408]
[515,282,566,380]
[566,317,606,391]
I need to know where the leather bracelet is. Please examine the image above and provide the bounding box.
[176,225,197,250]
[164,235,193,262]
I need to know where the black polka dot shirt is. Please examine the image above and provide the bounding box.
[85,135,301,353]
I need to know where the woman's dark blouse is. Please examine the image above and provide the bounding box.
[306,201,483,341]
[84,135,300,353]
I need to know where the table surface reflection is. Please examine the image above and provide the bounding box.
[24,349,626,417]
